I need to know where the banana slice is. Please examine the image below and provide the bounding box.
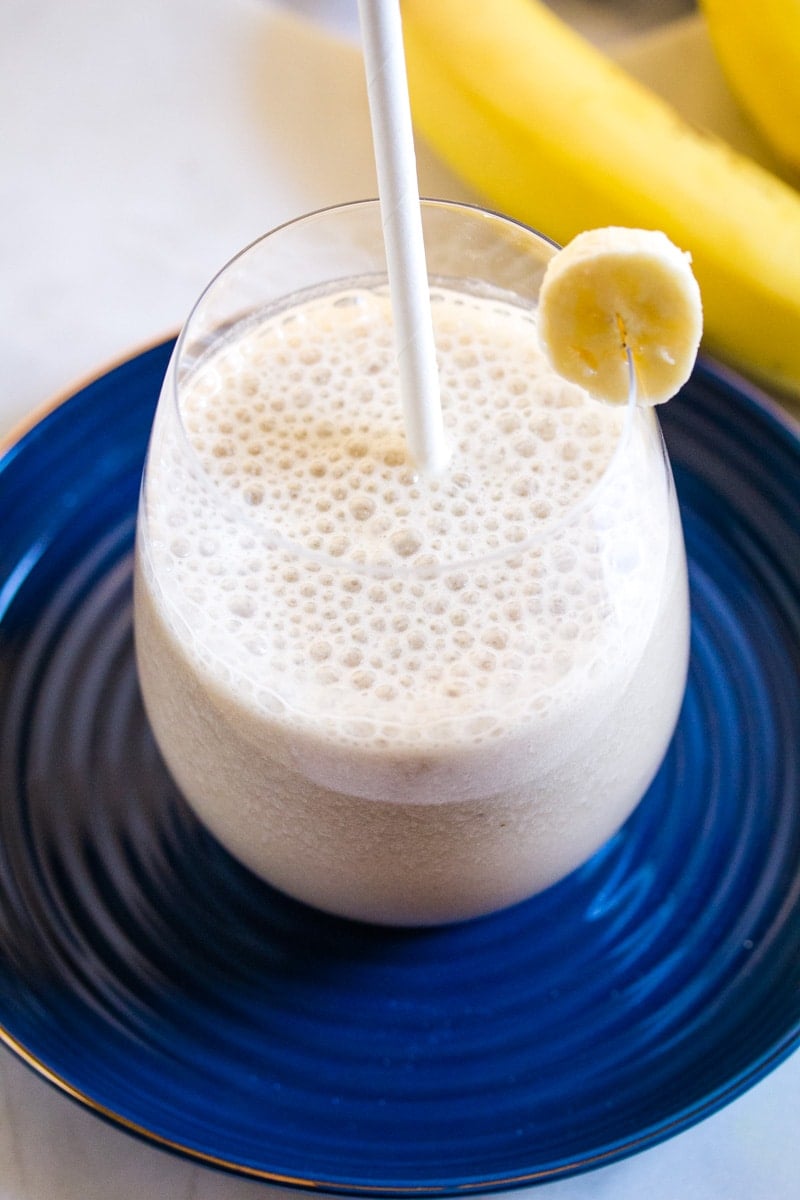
[537,227,703,405]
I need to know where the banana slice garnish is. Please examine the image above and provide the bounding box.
[538,227,703,406]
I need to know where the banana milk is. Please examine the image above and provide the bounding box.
[134,284,689,924]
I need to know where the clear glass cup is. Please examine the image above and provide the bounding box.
[133,199,690,925]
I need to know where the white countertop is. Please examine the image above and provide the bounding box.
[1,2,798,1197]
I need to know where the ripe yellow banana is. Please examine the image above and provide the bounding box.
[699,0,800,174]
[401,0,800,397]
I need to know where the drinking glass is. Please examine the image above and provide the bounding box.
[134,199,690,925]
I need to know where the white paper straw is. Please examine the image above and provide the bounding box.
[357,0,449,475]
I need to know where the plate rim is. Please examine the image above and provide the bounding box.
[0,332,179,460]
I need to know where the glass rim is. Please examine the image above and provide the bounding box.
[161,198,640,580]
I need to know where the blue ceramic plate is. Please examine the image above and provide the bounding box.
[0,344,799,1194]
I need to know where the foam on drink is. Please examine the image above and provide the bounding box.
[135,283,689,924]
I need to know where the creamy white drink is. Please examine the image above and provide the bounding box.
[135,273,689,925]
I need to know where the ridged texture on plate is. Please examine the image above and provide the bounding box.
[0,343,799,1193]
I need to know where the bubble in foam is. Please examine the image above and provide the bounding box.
[390,530,422,559]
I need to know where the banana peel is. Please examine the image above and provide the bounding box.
[401,0,800,398]
[699,0,800,175]
[611,13,797,188]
